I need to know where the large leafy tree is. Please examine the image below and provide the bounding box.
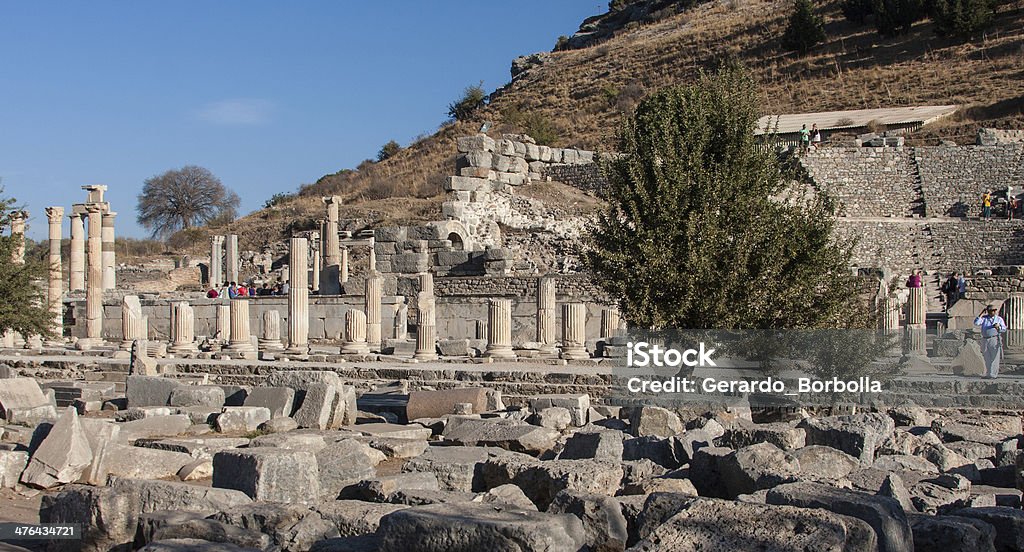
[0,188,55,339]
[137,165,240,239]
[586,65,862,331]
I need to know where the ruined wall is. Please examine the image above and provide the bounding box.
[800,148,921,217]
[915,144,1024,216]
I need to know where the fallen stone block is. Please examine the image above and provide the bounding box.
[109,478,253,513]
[133,437,250,458]
[213,448,320,504]
[623,435,684,469]
[442,416,559,455]
[210,502,328,551]
[560,428,624,462]
[118,415,194,442]
[314,500,410,538]
[292,383,336,430]
[6,403,58,426]
[718,420,806,451]
[355,422,432,440]
[264,371,356,428]
[0,450,28,488]
[626,406,682,438]
[798,412,895,463]
[126,376,183,408]
[376,502,586,552]
[934,416,1023,446]
[715,442,800,499]
[258,417,298,433]
[0,378,51,420]
[388,489,477,506]
[909,513,997,552]
[480,453,623,510]
[317,438,386,500]
[875,454,940,474]
[475,483,537,510]
[250,432,328,451]
[689,446,733,498]
[529,394,590,427]
[134,511,209,549]
[21,406,93,489]
[138,538,254,551]
[952,506,1024,552]
[406,388,489,420]
[363,437,427,459]
[535,407,573,431]
[765,481,913,552]
[340,472,440,502]
[215,407,271,433]
[402,445,497,492]
[910,480,971,513]
[242,387,295,418]
[92,443,195,481]
[793,445,860,481]
[548,489,628,552]
[145,518,273,551]
[168,386,225,409]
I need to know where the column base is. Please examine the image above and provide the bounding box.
[225,342,256,353]
[168,343,200,355]
[341,342,371,355]
[414,352,438,361]
[560,347,590,361]
[76,337,106,351]
[485,345,517,359]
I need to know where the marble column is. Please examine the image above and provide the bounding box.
[904,287,926,355]
[259,310,285,353]
[225,234,239,284]
[1004,294,1024,348]
[365,273,383,351]
[210,235,224,286]
[414,273,437,360]
[215,304,231,343]
[226,299,256,355]
[77,204,105,349]
[10,211,27,263]
[368,236,377,273]
[485,298,515,359]
[601,307,620,339]
[69,211,86,291]
[879,297,901,333]
[536,275,557,356]
[394,301,408,340]
[340,246,349,284]
[310,231,321,293]
[321,197,341,294]
[45,207,64,342]
[561,302,589,360]
[341,309,370,354]
[101,211,116,290]
[286,237,310,355]
[168,302,199,354]
[119,295,145,351]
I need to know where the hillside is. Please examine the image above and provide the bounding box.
[218,0,1024,249]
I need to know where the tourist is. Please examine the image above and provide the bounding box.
[940,272,959,309]
[272,283,282,296]
[248,283,257,296]
[906,270,923,288]
[206,287,219,299]
[236,284,248,297]
[982,191,993,220]
[227,282,238,299]
[957,273,967,300]
[974,304,1006,379]
[811,123,822,149]
[798,124,810,152]
[281,281,290,295]
[1009,196,1019,220]
[258,283,271,296]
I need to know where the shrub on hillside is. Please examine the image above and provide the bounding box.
[781,0,827,54]
[873,0,929,35]
[502,105,561,146]
[841,0,875,23]
[932,0,995,38]
[377,140,402,162]
[447,82,487,122]
[263,192,296,209]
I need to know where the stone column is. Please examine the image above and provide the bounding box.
[69,211,86,291]
[340,246,349,284]
[321,197,341,294]
[9,211,27,264]
[365,273,383,351]
[536,275,557,356]
[601,307,620,339]
[341,309,370,354]
[226,299,256,356]
[77,204,105,350]
[561,303,589,360]
[485,298,516,359]
[45,207,64,342]
[225,234,239,284]
[259,310,285,353]
[368,236,377,273]
[904,286,926,355]
[168,302,199,354]
[394,301,408,340]
[215,305,231,343]
[209,235,224,286]
[310,231,321,293]
[414,273,437,360]
[286,237,310,355]
[879,297,901,333]
[1004,294,1024,348]
[101,211,116,290]
[119,296,145,351]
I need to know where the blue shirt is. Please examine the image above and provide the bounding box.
[975,314,1007,337]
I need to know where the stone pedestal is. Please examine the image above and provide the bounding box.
[225,234,239,284]
[485,298,515,359]
[169,302,199,354]
[120,296,145,351]
[210,235,224,286]
[226,300,256,357]
[101,211,116,290]
[259,310,285,353]
[286,237,310,355]
[904,287,927,355]
[215,305,231,343]
[77,204,105,350]
[414,273,437,360]
[1004,294,1024,349]
[560,303,589,360]
[365,273,383,351]
[536,275,558,356]
[45,207,64,343]
[342,309,371,354]
[320,197,342,295]
[69,212,85,291]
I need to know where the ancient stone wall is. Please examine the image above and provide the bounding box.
[915,144,1023,216]
[543,163,607,195]
[800,148,921,217]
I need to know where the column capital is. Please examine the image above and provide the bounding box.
[322,195,342,206]
[45,206,65,221]
[85,202,104,214]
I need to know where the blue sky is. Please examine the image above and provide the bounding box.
[1,2,603,241]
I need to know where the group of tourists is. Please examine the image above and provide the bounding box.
[798,123,822,152]
[981,190,1021,220]
[206,281,290,299]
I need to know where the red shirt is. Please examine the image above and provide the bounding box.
[206,289,219,298]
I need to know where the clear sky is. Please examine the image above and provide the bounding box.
[1,2,603,241]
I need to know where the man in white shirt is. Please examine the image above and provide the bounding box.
[974,304,1007,379]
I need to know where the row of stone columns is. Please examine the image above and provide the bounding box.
[208,234,239,286]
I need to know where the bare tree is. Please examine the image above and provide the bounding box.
[136,165,240,239]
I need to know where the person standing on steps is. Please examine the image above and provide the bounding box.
[982,191,993,221]
[811,123,822,150]
[975,304,1007,379]
[941,272,960,310]
[906,270,923,289]
[798,124,810,153]
[1009,196,1018,220]
[957,273,968,301]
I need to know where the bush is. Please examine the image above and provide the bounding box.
[447,82,487,122]
[932,0,995,38]
[502,105,561,146]
[841,0,875,23]
[377,140,402,162]
[263,192,295,209]
[873,0,929,35]
[781,0,827,54]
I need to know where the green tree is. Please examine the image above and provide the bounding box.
[447,82,487,122]
[377,140,402,162]
[137,165,240,239]
[932,0,995,38]
[0,188,55,339]
[841,0,874,23]
[782,0,827,54]
[873,0,928,35]
[585,65,861,330]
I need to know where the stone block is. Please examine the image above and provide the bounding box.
[536,407,572,431]
[317,438,386,500]
[952,340,986,376]
[524,144,541,161]
[462,150,493,168]
[145,518,273,551]
[0,377,49,419]
[719,421,806,451]
[216,407,271,433]
[315,500,410,538]
[560,429,624,462]
[530,394,590,427]
[126,376,183,408]
[402,445,496,492]
[213,448,320,504]
[444,176,488,192]
[952,507,1024,551]
[456,134,495,153]
[459,166,493,179]
[0,450,28,488]
[627,406,683,438]
[117,415,193,442]
[243,387,295,419]
[341,472,439,502]
[792,445,860,481]
[442,416,559,455]
[798,412,895,463]
[168,386,225,409]
[92,443,194,481]
[437,338,474,357]
[548,489,627,552]
[356,423,432,440]
[909,513,996,552]
[264,371,356,428]
[480,453,623,510]
[406,388,488,420]
[21,406,93,489]
[292,383,336,430]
